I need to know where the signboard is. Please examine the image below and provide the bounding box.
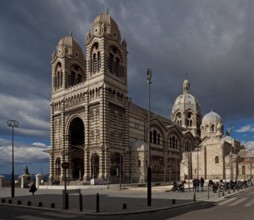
[61,162,69,169]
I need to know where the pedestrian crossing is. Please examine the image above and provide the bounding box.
[217,196,254,208]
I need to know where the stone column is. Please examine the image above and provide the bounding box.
[36,174,43,189]
[21,174,31,188]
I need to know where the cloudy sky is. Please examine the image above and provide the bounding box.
[1,0,254,175]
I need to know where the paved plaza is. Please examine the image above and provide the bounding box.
[0,184,247,216]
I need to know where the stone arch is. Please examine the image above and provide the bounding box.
[66,116,85,180]
[91,153,100,178]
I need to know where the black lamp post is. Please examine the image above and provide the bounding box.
[147,68,152,206]
[7,120,19,198]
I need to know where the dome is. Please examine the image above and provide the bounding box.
[92,10,121,41]
[54,34,84,61]
[172,93,201,113]
[202,110,222,125]
[172,79,201,113]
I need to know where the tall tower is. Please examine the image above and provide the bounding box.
[171,79,202,142]
[85,11,129,182]
[49,11,129,184]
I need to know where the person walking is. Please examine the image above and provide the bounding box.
[29,182,37,196]
[192,178,197,191]
[196,178,200,192]
[200,177,205,192]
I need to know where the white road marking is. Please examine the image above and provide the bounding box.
[228,197,247,206]
[243,198,254,207]
[217,197,237,206]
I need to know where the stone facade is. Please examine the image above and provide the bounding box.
[49,11,253,185]
[49,11,199,184]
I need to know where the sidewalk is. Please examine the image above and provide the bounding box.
[0,185,248,216]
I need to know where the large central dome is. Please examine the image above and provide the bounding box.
[172,79,201,114]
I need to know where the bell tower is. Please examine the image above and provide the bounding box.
[85,10,129,182]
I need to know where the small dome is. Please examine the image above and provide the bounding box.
[55,34,84,61]
[202,110,222,125]
[92,10,121,42]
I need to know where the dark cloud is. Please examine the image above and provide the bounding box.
[1,0,254,145]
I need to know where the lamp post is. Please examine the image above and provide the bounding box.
[147,68,152,206]
[7,120,19,198]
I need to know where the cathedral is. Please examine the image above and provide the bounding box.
[49,11,252,185]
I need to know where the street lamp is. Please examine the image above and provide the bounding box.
[7,120,19,198]
[147,68,152,206]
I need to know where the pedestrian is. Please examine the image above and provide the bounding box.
[200,177,205,192]
[196,178,200,192]
[192,178,197,191]
[29,182,37,196]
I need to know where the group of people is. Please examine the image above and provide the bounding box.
[192,177,205,192]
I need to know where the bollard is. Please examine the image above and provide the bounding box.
[96,193,100,213]
[51,203,55,208]
[63,191,69,209]
[79,193,83,212]
[123,203,127,209]
[27,201,31,206]
[17,200,21,205]
[38,202,43,207]
[172,199,176,204]
[8,200,12,204]
[193,194,196,202]
[228,190,230,194]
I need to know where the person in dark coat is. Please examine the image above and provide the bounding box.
[196,178,200,192]
[192,178,197,191]
[29,183,37,196]
[200,177,205,192]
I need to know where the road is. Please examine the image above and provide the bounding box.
[84,189,254,220]
[1,189,254,220]
[0,205,83,219]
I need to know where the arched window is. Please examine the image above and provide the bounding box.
[71,71,76,86]
[211,124,215,132]
[186,113,193,127]
[169,135,178,148]
[92,53,97,73]
[242,166,245,175]
[69,64,83,87]
[153,130,157,143]
[91,42,100,74]
[215,156,219,164]
[176,112,182,126]
[108,46,122,77]
[109,54,114,73]
[115,57,120,76]
[185,140,192,151]
[54,63,62,90]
